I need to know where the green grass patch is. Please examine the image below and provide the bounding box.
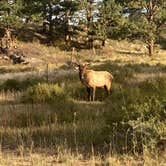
[0,59,166,155]
[22,83,67,103]
[0,77,43,91]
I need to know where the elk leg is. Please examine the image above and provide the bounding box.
[92,87,96,101]
[105,85,110,96]
[107,88,110,96]
[87,87,91,101]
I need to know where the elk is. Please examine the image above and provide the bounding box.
[74,62,113,101]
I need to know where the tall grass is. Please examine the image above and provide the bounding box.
[0,57,166,165]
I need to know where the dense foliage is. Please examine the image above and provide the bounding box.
[0,0,165,56]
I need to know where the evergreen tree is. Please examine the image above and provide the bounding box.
[22,0,79,41]
[58,0,79,44]
[97,0,122,46]
[118,0,166,57]
[0,0,24,27]
[79,0,98,49]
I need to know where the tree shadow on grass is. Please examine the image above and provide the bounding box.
[71,60,166,101]
[115,50,145,56]
[93,59,166,77]
[15,26,53,44]
[0,60,166,155]
[156,36,166,50]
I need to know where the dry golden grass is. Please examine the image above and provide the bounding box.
[17,41,70,65]
[0,148,165,166]
[0,39,165,166]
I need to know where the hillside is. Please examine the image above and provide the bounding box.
[0,37,166,165]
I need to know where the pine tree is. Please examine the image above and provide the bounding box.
[97,0,122,46]
[79,0,97,49]
[59,0,79,45]
[0,0,24,27]
[118,0,166,57]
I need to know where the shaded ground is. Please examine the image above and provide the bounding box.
[0,55,166,104]
[0,68,76,83]
[0,40,166,166]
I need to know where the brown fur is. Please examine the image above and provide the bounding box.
[78,64,113,101]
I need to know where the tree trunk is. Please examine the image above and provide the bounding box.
[48,3,53,35]
[42,4,47,33]
[146,0,155,58]
[86,1,93,49]
[148,39,154,58]
[43,22,47,33]
[65,10,70,46]
[88,37,93,49]
[102,40,105,47]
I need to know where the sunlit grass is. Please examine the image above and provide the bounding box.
[0,40,165,165]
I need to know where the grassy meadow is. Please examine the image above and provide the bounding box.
[0,40,166,165]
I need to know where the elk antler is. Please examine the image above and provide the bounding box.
[70,48,81,66]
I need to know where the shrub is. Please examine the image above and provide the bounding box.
[1,79,21,91]
[22,83,67,103]
[0,77,42,91]
[103,78,166,153]
[139,78,166,99]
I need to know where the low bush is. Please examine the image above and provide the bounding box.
[103,77,166,153]
[22,83,67,103]
[1,79,22,91]
[0,77,42,91]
